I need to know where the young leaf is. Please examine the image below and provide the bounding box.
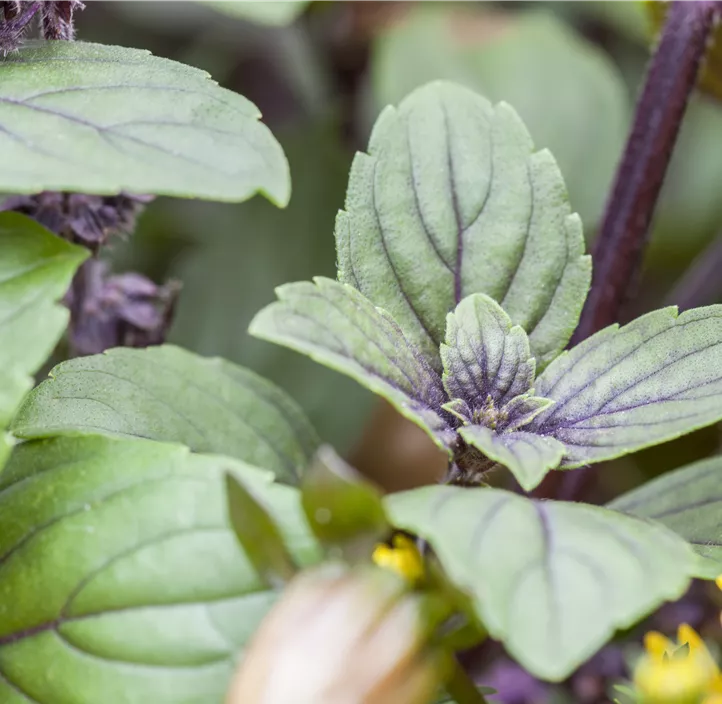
[11,345,318,486]
[458,426,565,492]
[0,41,290,205]
[0,213,86,466]
[527,306,722,468]
[336,80,590,371]
[302,445,390,560]
[386,486,695,681]
[205,0,309,25]
[610,455,722,579]
[249,277,455,449]
[0,434,320,703]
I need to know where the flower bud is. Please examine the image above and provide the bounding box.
[226,564,442,704]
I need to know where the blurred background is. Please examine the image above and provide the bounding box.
[74,0,722,500]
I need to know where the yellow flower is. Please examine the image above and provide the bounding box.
[634,623,722,703]
[372,534,424,585]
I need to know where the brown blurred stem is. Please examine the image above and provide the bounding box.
[570,0,721,345]
[446,657,489,704]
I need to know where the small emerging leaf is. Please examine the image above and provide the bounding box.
[528,306,722,468]
[386,485,695,681]
[302,446,390,560]
[249,277,454,449]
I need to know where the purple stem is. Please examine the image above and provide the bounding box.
[571,0,721,344]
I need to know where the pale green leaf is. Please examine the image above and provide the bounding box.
[528,306,722,468]
[11,345,318,486]
[458,426,565,492]
[610,456,722,579]
[372,7,629,228]
[386,486,694,681]
[0,434,320,703]
[0,41,290,205]
[337,80,590,371]
[0,213,86,466]
[249,277,454,449]
[206,1,309,25]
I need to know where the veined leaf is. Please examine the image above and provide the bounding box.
[458,426,564,492]
[206,1,309,25]
[11,345,318,486]
[0,41,290,205]
[386,486,695,681]
[0,213,86,470]
[0,434,320,703]
[336,80,590,371]
[610,456,722,579]
[249,277,454,449]
[528,306,722,468]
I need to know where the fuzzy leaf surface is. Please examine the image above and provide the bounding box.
[386,486,694,681]
[249,277,453,448]
[528,306,722,467]
[0,213,86,467]
[0,41,290,205]
[336,80,590,371]
[0,434,320,704]
[610,456,722,578]
[12,345,318,486]
[459,426,565,492]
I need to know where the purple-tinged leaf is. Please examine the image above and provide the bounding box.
[528,306,722,468]
[249,277,454,449]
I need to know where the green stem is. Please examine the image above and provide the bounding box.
[445,657,489,704]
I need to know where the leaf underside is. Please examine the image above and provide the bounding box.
[11,345,319,486]
[336,80,590,372]
[0,434,320,704]
[0,41,290,205]
[528,306,722,468]
[249,277,454,449]
[386,485,694,681]
[0,213,86,471]
[610,455,722,578]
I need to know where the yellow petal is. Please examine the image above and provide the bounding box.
[715,574,722,592]
[678,624,719,675]
[644,630,675,660]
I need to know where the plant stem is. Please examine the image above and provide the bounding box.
[570,0,721,344]
[445,657,489,704]
[665,229,722,311]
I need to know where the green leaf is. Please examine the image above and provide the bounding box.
[0,213,86,465]
[11,345,318,486]
[206,0,309,25]
[0,41,290,205]
[458,426,565,492]
[372,7,629,229]
[610,456,722,579]
[0,434,320,703]
[386,486,695,681]
[225,472,297,587]
[302,445,389,560]
[528,306,722,468]
[336,80,590,372]
[249,276,454,449]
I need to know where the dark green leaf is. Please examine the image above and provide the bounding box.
[386,486,695,681]
[610,456,722,579]
[337,81,590,371]
[0,41,290,205]
[528,306,722,468]
[249,276,454,449]
[0,434,320,703]
[12,345,318,486]
[302,445,389,559]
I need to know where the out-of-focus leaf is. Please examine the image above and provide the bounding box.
[0,213,86,470]
[338,80,590,371]
[205,1,309,26]
[12,345,318,486]
[386,485,695,681]
[0,434,321,703]
[0,41,290,205]
[372,8,629,229]
[610,455,722,579]
[528,306,722,468]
